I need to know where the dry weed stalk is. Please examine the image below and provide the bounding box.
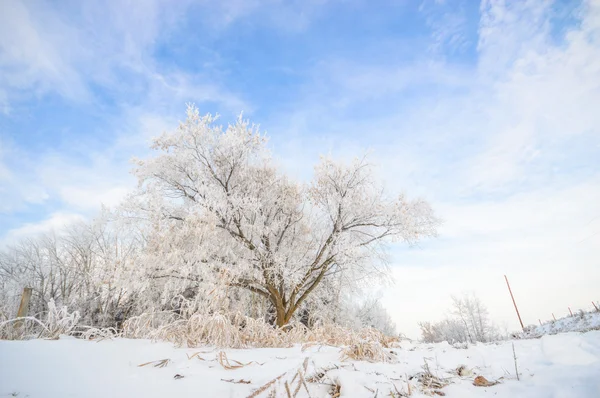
[246,372,288,398]
[186,352,206,361]
[512,342,520,381]
[330,382,341,398]
[284,363,312,398]
[217,351,264,370]
[138,358,170,368]
[222,378,252,384]
[242,357,313,398]
[408,359,449,396]
[284,381,293,397]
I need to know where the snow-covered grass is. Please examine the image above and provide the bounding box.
[0,300,81,341]
[1,331,599,397]
[1,308,398,355]
[517,310,600,339]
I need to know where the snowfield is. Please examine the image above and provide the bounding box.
[1,331,599,397]
[519,310,600,339]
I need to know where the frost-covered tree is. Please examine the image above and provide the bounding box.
[418,319,471,344]
[123,105,439,327]
[419,293,501,344]
[451,294,490,343]
[353,296,397,336]
[0,214,141,326]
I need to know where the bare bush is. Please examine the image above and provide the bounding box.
[420,293,501,344]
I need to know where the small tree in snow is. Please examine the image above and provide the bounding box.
[352,295,397,335]
[419,293,501,344]
[451,293,494,343]
[126,106,439,327]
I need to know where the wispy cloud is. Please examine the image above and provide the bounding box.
[0,139,50,213]
[420,0,472,55]
[0,0,251,111]
[0,1,90,110]
[1,212,86,246]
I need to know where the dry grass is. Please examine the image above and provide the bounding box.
[121,311,396,354]
[217,351,264,370]
[245,357,312,398]
[330,383,341,398]
[247,371,288,398]
[340,340,393,362]
[222,378,252,384]
[2,304,398,366]
[408,359,450,396]
[138,358,170,368]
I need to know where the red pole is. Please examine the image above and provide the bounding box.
[569,307,573,316]
[504,275,525,331]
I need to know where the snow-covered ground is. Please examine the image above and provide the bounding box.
[519,310,600,339]
[1,331,599,397]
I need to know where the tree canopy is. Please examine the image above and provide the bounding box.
[127,106,439,326]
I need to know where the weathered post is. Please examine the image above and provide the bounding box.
[14,287,33,331]
[504,275,525,331]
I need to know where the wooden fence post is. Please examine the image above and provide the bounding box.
[504,275,525,331]
[14,287,33,330]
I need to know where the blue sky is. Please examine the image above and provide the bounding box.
[1,0,599,337]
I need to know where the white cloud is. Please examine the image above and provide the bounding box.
[0,1,90,104]
[0,106,176,218]
[59,186,131,212]
[143,71,251,115]
[0,0,249,112]
[1,212,85,246]
[0,139,51,213]
[466,1,600,192]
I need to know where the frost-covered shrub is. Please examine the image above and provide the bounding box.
[419,294,501,344]
[44,299,80,338]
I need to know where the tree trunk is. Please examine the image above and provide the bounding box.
[275,303,287,328]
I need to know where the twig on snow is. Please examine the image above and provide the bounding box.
[512,342,520,381]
